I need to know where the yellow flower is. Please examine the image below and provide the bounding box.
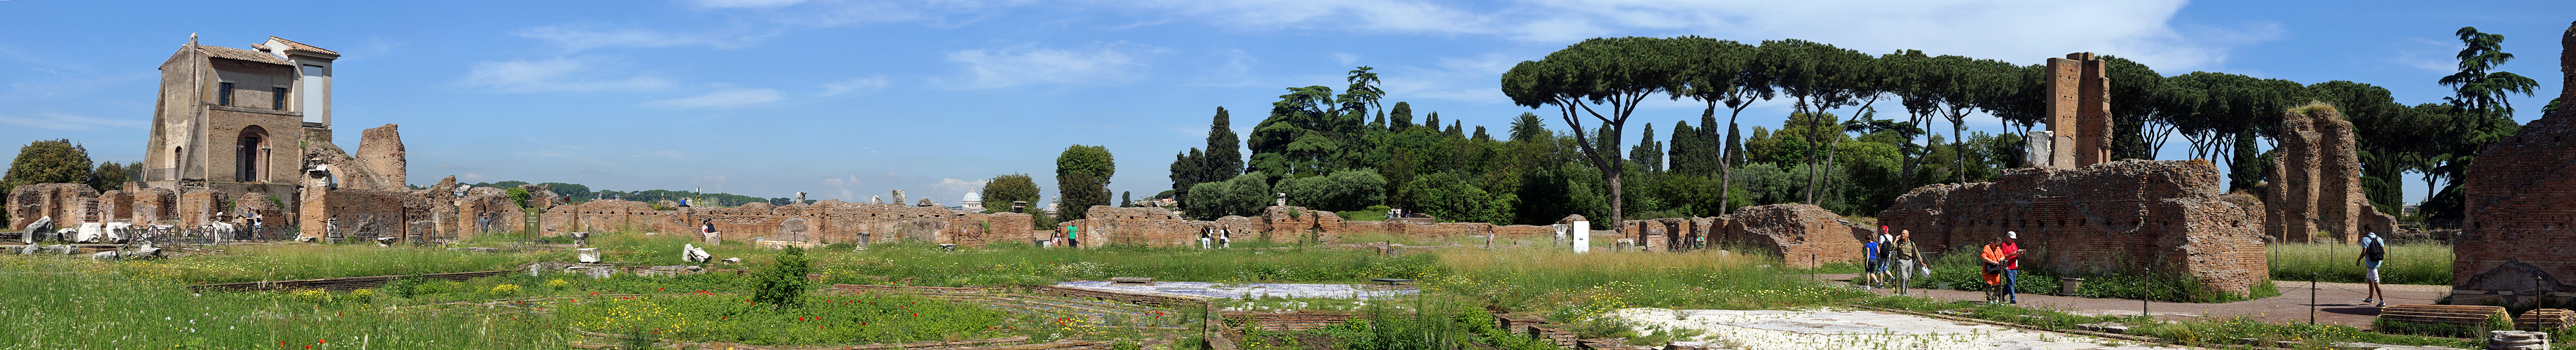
[491,284,524,295]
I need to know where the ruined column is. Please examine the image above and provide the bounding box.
[2265,105,2396,244]
[2043,52,2113,169]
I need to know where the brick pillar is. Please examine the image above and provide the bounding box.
[2043,57,2083,169]
[2076,53,2113,166]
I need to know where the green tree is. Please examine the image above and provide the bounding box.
[1184,173,1271,220]
[1397,172,1505,224]
[1276,169,1389,211]
[1501,36,1689,225]
[1055,145,1115,220]
[2439,27,2542,117]
[982,174,1042,214]
[88,161,135,192]
[3,139,94,197]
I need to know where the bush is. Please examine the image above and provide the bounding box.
[1184,173,1271,220]
[749,246,814,309]
[1277,169,1388,211]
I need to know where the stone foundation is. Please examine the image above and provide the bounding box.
[1878,160,2268,295]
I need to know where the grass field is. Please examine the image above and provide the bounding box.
[2268,241,2451,286]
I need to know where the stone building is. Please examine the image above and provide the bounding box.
[8,35,458,242]
[2452,22,2576,307]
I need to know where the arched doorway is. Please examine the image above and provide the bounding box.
[236,125,268,182]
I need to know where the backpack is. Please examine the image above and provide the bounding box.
[2363,237,2386,261]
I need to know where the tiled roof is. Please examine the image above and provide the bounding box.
[197,45,291,65]
[266,36,337,55]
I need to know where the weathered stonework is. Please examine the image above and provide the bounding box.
[1610,204,1870,268]
[2041,52,2113,169]
[2264,106,2399,243]
[1879,160,2268,295]
[538,200,1035,246]
[1056,205,1560,248]
[2452,21,2576,307]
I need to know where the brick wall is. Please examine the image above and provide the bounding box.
[2454,22,2576,305]
[7,183,97,228]
[354,124,405,190]
[2265,106,2399,243]
[1879,160,2269,295]
[538,200,1034,246]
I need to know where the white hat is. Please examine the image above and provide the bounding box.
[2007,231,2017,239]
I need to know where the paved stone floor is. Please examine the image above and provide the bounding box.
[1051,281,1417,300]
[1612,308,2172,350]
[1823,274,2449,328]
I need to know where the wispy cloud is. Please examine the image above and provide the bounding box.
[644,88,785,108]
[822,174,864,201]
[515,24,761,52]
[687,0,810,9]
[821,75,890,96]
[0,113,144,131]
[937,42,1162,89]
[460,57,673,93]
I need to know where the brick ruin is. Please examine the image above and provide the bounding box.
[2263,106,2399,244]
[2028,52,2113,169]
[538,199,1035,246]
[1616,204,1874,268]
[1879,160,2269,295]
[2451,21,2576,307]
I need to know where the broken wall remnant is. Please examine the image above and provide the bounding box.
[1608,204,1870,267]
[538,199,1035,246]
[2033,52,2113,169]
[1879,160,2268,295]
[2453,21,2576,308]
[2264,105,2399,244]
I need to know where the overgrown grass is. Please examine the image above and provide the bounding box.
[1431,246,1870,320]
[2269,241,2451,285]
[0,255,575,349]
[131,244,559,284]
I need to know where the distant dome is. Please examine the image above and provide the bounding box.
[963,187,982,202]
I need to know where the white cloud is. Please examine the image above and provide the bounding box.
[1124,0,2265,73]
[822,174,864,200]
[931,178,986,193]
[645,88,786,108]
[515,25,758,52]
[0,113,144,131]
[1378,52,1522,104]
[2395,36,2461,74]
[937,42,1162,89]
[461,57,674,93]
[821,75,890,96]
[1332,52,1361,66]
[688,0,810,8]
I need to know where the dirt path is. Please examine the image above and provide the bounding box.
[1818,274,2448,328]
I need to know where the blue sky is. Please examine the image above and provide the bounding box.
[1,0,2568,206]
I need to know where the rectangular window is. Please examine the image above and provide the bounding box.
[272,87,289,110]
[217,83,235,106]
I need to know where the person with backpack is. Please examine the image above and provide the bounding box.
[2356,230,2387,307]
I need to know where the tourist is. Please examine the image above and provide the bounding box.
[246,211,263,239]
[1862,232,1882,288]
[1876,228,1896,288]
[1890,230,1927,295]
[2357,230,2387,307]
[1979,241,2006,303]
[1065,223,1080,248]
[1999,231,2024,304]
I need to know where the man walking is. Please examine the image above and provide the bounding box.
[1862,231,1882,288]
[2357,230,2388,307]
[1999,231,2026,304]
[1890,230,1928,295]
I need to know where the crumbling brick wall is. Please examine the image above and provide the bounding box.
[2265,106,2400,243]
[1718,204,1870,268]
[6,183,98,228]
[537,199,1033,246]
[301,188,432,240]
[354,124,406,190]
[2453,21,2576,306]
[2040,52,2113,169]
[1879,160,2269,295]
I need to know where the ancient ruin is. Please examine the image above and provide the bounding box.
[2263,104,2399,244]
[2029,52,2113,169]
[2452,22,2576,307]
[1616,204,1873,268]
[6,36,505,244]
[1879,160,2269,295]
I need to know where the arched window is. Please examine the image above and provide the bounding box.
[236,125,268,182]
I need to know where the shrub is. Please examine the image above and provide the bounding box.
[750,246,814,309]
